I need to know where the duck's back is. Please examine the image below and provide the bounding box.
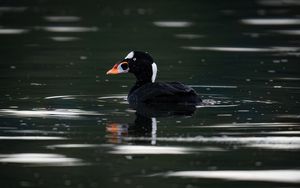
[128,82,200,105]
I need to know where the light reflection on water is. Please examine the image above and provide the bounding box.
[189,85,237,88]
[241,18,300,25]
[174,33,204,39]
[0,108,103,118]
[98,95,127,100]
[42,26,98,32]
[277,114,300,119]
[123,136,300,150]
[274,30,300,35]
[182,46,300,52]
[111,145,193,155]
[156,170,300,183]
[44,16,81,22]
[247,143,300,149]
[50,36,80,42]
[109,145,223,155]
[0,28,28,34]
[45,143,225,154]
[153,21,193,27]
[189,122,299,128]
[0,7,28,12]
[258,0,300,6]
[44,95,90,99]
[47,144,104,149]
[0,153,84,166]
[0,136,67,140]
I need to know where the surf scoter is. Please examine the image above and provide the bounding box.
[106,51,201,105]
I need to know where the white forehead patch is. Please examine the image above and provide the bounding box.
[125,51,134,59]
[151,62,157,83]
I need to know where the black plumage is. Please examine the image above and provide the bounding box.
[128,81,199,105]
[107,51,201,106]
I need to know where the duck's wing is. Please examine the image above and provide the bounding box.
[129,82,198,104]
[164,82,196,94]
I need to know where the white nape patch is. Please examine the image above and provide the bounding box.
[151,62,157,83]
[125,51,134,59]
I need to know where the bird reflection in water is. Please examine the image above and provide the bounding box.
[106,103,196,144]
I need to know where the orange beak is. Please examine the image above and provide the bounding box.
[106,63,120,75]
[106,61,129,75]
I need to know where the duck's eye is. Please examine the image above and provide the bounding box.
[121,63,128,70]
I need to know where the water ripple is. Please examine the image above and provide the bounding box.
[182,46,300,52]
[124,136,300,150]
[274,30,300,35]
[0,28,28,34]
[44,16,81,22]
[98,95,127,100]
[0,136,67,140]
[0,153,84,166]
[50,36,80,42]
[0,7,27,12]
[42,26,98,32]
[189,85,237,88]
[174,34,204,39]
[153,21,193,27]
[241,18,300,25]
[47,144,104,149]
[45,95,85,99]
[0,108,103,118]
[258,0,300,6]
[109,145,223,155]
[191,122,299,128]
[154,170,300,183]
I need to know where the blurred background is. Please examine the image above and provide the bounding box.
[0,0,300,188]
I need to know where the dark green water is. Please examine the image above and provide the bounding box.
[1,0,300,187]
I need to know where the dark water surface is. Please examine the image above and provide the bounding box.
[1,0,300,187]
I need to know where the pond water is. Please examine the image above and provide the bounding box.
[0,0,300,187]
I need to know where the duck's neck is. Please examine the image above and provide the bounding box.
[129,68,153,94]
[129,80,152,94]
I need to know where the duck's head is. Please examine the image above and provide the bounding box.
[106,51,157,83]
